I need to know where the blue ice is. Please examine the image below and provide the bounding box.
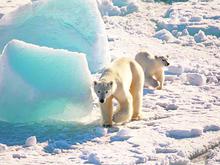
[0,0,110,72]
[0,40,93,123]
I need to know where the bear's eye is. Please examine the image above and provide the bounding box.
[98,91,101,93]
[106,91,108,94]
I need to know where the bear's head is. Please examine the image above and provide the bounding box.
[93,80,114,104]
[155,55,170,67]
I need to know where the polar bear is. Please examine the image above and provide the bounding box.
[94,57,144,127]
[135,51,169,90]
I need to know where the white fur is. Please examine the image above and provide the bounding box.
[94,57,144,126]
[135,51,169,90]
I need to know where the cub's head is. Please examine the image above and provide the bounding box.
[155,56,170,67]
[93,81,114,104]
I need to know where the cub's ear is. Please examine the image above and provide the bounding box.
[109,81,113,87]
[94,81,98,86]
[155,55,159,59]
[166,55,169,58]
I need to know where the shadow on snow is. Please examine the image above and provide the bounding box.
[0,120,101,153]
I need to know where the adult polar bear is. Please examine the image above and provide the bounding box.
[94,57,144,127]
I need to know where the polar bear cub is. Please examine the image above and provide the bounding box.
[135,51,169,90]
[94,57,144,127]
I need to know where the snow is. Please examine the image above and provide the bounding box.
[0,40,92,122]
[94,127,108,136]
[0,144,8,152]
[12,153,27,159]
[207,147,220,165]
[0,0,219,164]
[97,0,138,16]
[25,136,37,147]
[156,0,220,46]
[194,30,207,43]
[166,154,190,165]
[186,73,207,86]
[165,103,179,110]
[86,153,101,165]
[153,29,177,42]
[166,129,203,139]
[0,0,110,72]
[167,64,184,75]
[111,129,133,141]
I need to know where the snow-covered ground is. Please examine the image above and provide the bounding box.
[0,0,220,164]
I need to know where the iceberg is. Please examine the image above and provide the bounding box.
[0,40,93,123]
[0,0,110,72]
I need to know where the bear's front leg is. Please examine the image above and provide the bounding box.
[100,97,113,127]
[113,92,133,123]
[154,69,164,90]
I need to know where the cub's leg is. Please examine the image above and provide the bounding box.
[154,69,164,90]
[145,73,159,88]
[100,96,113,127]
[113,92,133,123]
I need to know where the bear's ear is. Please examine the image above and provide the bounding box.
[94,81,98,86]
[109,81,113,87]
[155,55,159,59]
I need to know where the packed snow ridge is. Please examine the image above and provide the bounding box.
[154,0,220,46]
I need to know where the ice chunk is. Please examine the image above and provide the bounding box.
[186,73,206,86]
[166,129,202,139]
[0,144,7,153]
[167,65,184,75]
[87,153,101,165]
[166,154,190,165]
[165,104,178,110]
[182,29,189,36]
[111,129,133,141]
[95,127,108,136]
[154,29,176,42]
[0,0,109,72]
[97,0,121,16]
[194,30,207,43]
[53,149,62,154]
[97,0,138,16]
[25,136,37,147]
[0,40,93,123]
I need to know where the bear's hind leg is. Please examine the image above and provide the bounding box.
[131,77,144,121]
[145,73,159,88]
[113,92,133,123]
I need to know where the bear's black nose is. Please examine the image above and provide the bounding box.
[100,99,104,103]
[166,62,170,66]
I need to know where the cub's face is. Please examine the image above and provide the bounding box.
[94,81,113,104]
[155,56,170,67]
